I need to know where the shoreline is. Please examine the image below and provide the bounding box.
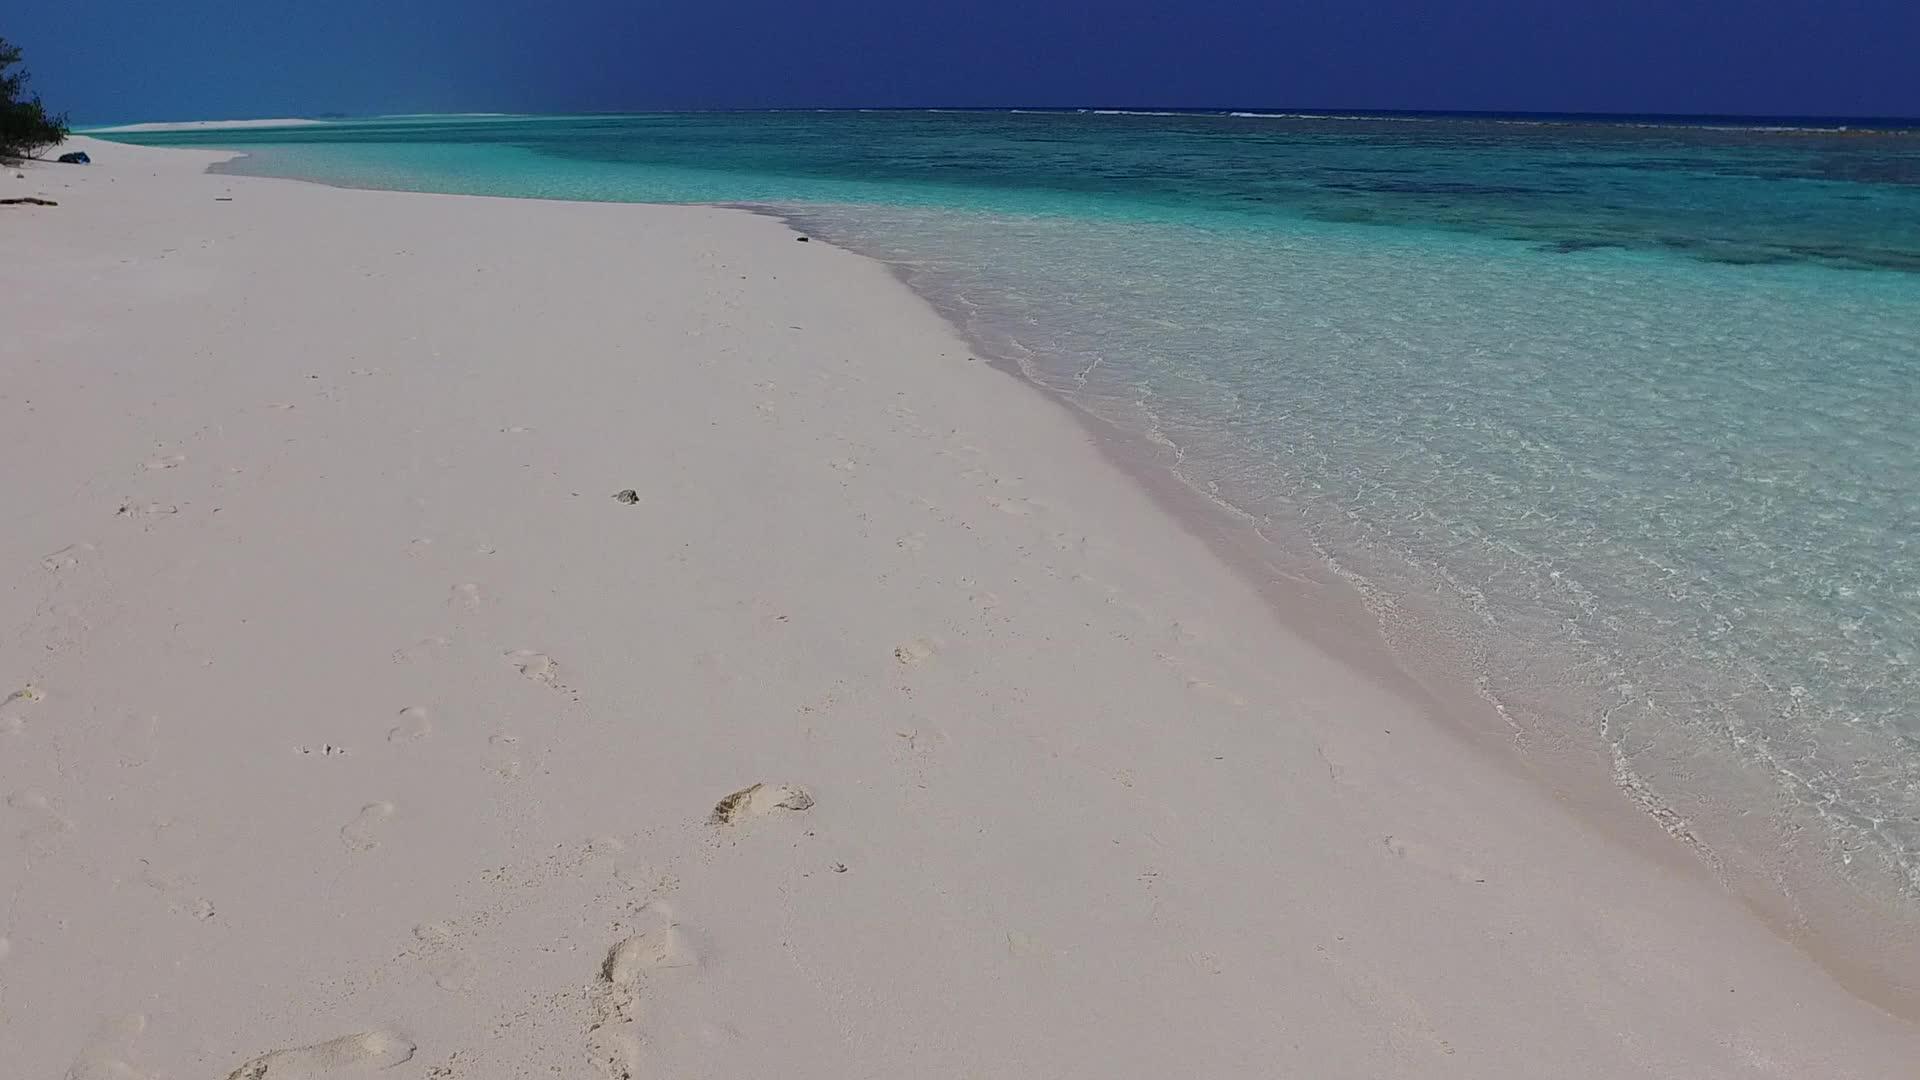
[171,134,1920,1016]
[757,204,1920,1020]
[6,136,1918,1076]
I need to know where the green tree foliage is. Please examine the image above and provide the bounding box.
[1,36,68,160]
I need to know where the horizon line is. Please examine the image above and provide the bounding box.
[81,104,1920,132]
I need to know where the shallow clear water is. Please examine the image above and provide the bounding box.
[107,112,1920,895]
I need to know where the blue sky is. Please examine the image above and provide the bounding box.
[11,1,1919,124]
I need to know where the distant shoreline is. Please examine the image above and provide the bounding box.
[81,107,1920,136]
[83,117,334,133]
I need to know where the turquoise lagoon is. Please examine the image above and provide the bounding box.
[106,111,1920,905]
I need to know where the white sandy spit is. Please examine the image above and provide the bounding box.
[84,117,332,133]
[2,137,1917,1078]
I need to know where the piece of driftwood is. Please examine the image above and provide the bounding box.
[0,196,57,206]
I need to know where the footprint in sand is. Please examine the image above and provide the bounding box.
[602,904,698,998]
[6,789,71,855]
[485,733,523,781]
[340,802,395,853]
[893,638,935,665]
[135,858,216,920]
[1,684,46,734]
[389,636,451,665]
[1382,834,1488,885]
[894,725,949,789]
[585,1020,641,1080]
[1181,672,1248,708]
[586,903,698,1080]
[448,583,483,612]
[411,922,475,992]
[1151,648,1249,707]
[581,835,672,896]
[709,783,813,826]
[41,544,91,572]
[66,1012,152,1080]
[505,650,565,690]
[224,1030,416,1079]
[142,454,186,471]
[112,713,160,768]
[388,707,433,743]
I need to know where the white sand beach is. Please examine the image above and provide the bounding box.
[82,118,333,133]
[3,137,1918,1078]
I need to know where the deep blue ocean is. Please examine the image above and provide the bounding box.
[102,111,1920,901]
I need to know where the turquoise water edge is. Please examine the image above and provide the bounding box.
[104,112,1920,914]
